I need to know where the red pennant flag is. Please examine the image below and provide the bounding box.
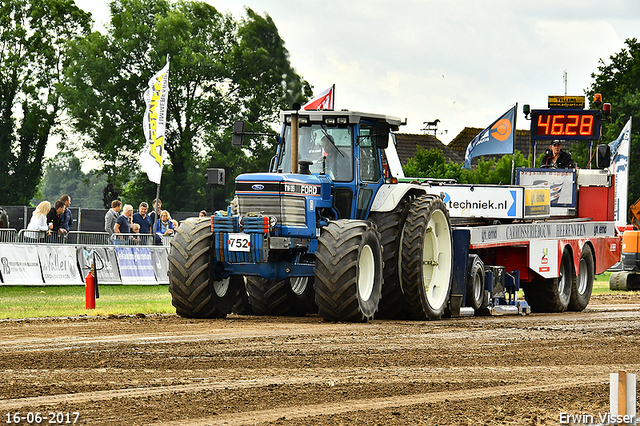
[303,85,334,111]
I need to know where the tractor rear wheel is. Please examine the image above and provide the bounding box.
[568,244,594,311]
[401,195,453,320]
[168,217,234,318]
[369,198,412,319]
[314,220,383,322]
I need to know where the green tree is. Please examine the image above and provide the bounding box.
[403,146,527,185]
[403,147,467,182]
[0,0,91,205]
[586,38,640,210]
[62,0,311,211]
[35,151,107,209]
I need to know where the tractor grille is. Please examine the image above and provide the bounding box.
[237,195,306,227]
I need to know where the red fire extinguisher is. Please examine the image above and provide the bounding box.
[85,261,96,309]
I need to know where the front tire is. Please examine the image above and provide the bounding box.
[401,195,453,320]
[568,244,594,311]
[314,220,383,322]
[168,217,233,318]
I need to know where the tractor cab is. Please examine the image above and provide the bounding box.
[272,110,401,220]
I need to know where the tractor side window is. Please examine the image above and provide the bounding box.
[359,125,381,183]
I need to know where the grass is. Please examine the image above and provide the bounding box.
[0,272,631,320]
[0,285,174,320]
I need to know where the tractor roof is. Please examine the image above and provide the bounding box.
[280,109,403,131]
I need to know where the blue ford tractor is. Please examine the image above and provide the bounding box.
[168,108,454,322]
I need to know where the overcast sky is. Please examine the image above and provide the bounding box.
[74,0,639,145]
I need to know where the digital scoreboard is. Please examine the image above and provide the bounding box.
[530,109,601,141]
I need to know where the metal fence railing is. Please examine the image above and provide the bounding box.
[161,234,173,246]
[67,231,111,246]
[0,228,18,243]
[110,233,155,246]
[5,229,173,246]
[17,229,68,244]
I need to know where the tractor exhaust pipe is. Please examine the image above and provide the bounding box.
[291,103,300,174]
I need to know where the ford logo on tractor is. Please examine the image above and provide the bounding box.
[252,184,264,190]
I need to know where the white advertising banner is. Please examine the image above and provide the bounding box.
[37,246,83,285]
[150,247,169,285]
[77,247,122,285]
[0,245,43,285]
[517,169,576,207]
[141,60,170,184]
[529,239,559,279]
[423,186,523,219]
[468,221,615,246]
[115,247,157,285]
[609,118,632,228]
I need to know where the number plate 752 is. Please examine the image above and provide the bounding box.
[228,233,250,252]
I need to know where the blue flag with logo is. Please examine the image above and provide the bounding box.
[463,106,516,169]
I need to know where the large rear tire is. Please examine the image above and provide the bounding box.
[369,198,412,319]
[245,276,315,316]
[168,217,233,318]
[314,220,383,322]
[524,247,574,313]
[401,195,453,320]
[568,244,594,311]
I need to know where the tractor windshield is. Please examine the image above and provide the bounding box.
[277,124,354,181]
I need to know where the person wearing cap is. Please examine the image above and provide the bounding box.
[542,140,575,169]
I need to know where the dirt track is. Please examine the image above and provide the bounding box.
[1,294,640,425]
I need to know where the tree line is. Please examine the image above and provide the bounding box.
[1,0,311,212]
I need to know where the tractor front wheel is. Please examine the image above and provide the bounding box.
[314,220,383,322]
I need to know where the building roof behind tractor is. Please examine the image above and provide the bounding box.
[394,133,463,165]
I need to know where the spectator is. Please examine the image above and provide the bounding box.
[60,195,73,232]
[47,201,67,235]
[149,198,162,228]
[199,210,207,218]
[130,223,142,245]
[26,201,52,240]
[114,204,133,235]
[105,200,122,236]
[133,202,153,234]
[155,210,174,236]
[0,206,9,228]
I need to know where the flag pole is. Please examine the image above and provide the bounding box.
[331,83,335,111]
[510,103,518,185]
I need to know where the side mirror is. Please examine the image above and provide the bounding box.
[375,121,389,149]
[596,144,611,169]
[232,120,245,146]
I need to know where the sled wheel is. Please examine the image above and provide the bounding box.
[568,244,594,311]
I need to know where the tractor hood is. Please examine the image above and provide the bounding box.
[235,172,333,205]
